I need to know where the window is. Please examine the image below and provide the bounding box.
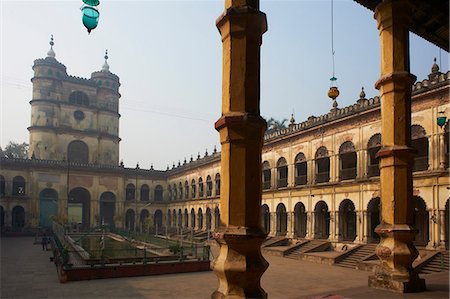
[191,179,196,198]
[262,161,271,190]
[367,134,381,177]
[206,176,212,197]
[168,185,172,201]
[276,158,288,188]
[154,185,163,201]
[69,91,89,106]
[294,153,307,186]
[215,173,221,196]
[0,175,5,196]
[315,147,330,183]
[178,182,183,200]
[140,184,149,201]
[184,181,189,199]
[68,140,89,164]
[199,178,204,198]
[339,141,357,180]
[173,184,177,200]
[125,183,135,201]
[12,176,26,196]
[411,125,429,171]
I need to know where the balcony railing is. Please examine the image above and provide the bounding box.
[262,181,271,190]
[315,172,330,183]
[295,175,307,186]
[277,178,288,188]
[340,168,357,180]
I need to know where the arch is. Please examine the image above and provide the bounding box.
[12,206,25,228]
[39,188,58,228]
[215,173,221,196]
[262,161,271,190]
[99,192,115,227]
[214,207,220,229]
[0,206,4,227]
[12,176,26,196]
[339,199,356,241]
[295,153,307,186]
[178,182,183,200]
[178,209,182,228]
[125,209,135,231]
[166,210,172,228]
[173,184,177,200]
[191,179,196,198]
[184,209,189,228]
[339,141,357,180]
[68,187,91,228]
[206,175,213,197]
[140,209,150,231]
[314,201,330,239]
[315,147,330,183]
[69,91,90,106]
[125,183,135,201]
[140,184,149,201]
[154,185,163,201]
[206,208,212,230]
[184,181,189,199]
[411,125,429,171]
[294,202,307,238]
[172,209,177,227]
[168,185,172,201]
[198,208,203,230]
[367,133,381,177]
[276,157,288,188]
[413,196,429,246]
[67,140,89,164]
[190,208,196,228]
[154,210,163,231]
[199,177,204,197]
[261,204,270,234]
[276,203,287,236]
[367,197,380,242]
[0,175,5,196]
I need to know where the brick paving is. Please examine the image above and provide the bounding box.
[1,237,448,299]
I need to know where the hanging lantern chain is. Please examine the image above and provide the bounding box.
[330,0,336,82]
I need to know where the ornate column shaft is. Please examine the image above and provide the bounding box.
[368,0,425,293]
[362,211,368,243]
[269,212,276,237]
[212,1,268,298]
[334,211,340,241]
[439,210,446,248]
[439,132,446,169]
[287,212,294,238]
[355,211,362,243]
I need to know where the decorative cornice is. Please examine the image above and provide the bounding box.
[27,125,121,142]
[29,99,120,117]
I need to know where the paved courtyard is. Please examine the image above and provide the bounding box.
[1,237,448,299]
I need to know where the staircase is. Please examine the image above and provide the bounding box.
[418,251,449,274]
[284,240,330,259]
[335,243,377,269]
[262,236,288,247]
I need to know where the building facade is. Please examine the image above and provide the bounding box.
[0,46,449,250]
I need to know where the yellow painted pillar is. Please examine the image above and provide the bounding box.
[212,1,268,298]
[368,0,425,293]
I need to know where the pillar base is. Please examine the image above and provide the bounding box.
[368,271,426,293]
[211,226,269,299]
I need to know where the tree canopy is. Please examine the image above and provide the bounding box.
[265,118,288,133]
[1,141,29,159]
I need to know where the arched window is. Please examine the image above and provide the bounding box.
[206,208,212,230]
[69,91,89,106]
[411,125,429,171]
[68,187,91,228]
[154,210,163,231]
[314,201,330,239]
[168,185,172,201]
[262,161,271,190]
[125,209,135,231]
[184,181,189,199]
[199,177,204,198]
[68,140,89,164]
[277,157,288,188]
[12,206,25,228]
[0,175,5,196]
[198,208,203,230]
[276,203,287,236]
[214,207,220,229]
[190,208,196,228]
[367,134,381,177]
[339,199,356,241]
[315,147,330,183]
[215,173,221,196]
[140,184,149,201]
[339,141,357,180]
[191,179,196,198]
[140,209,149,230]
[154,185,163,201]
[178,182,183,200]
[173,184,177,200]
[12,176,26,196]
[294,202,307,237]
[125,183,135,201]
[184,209,189,227]
[367,197,380,242]
[413,196,429,246]
[261,204,270,234]
[294,153,307,186]
[206,175,212,197]
[39,188,58,228]
[99,192,115,227]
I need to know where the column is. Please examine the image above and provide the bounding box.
[362,211,369,243]
[310,212,316,239]
[212,1,268,297]
[439,210,446,248]
[355,211,362,243]
[426,211,436,249]
[368,0,425,292]
[439,132,446,169]
[287,212,294,238]
[334,211,339,241]
[269,212,276,237]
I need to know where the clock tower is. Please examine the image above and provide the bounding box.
[28,36,121,165]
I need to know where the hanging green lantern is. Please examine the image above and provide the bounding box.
[82,0,100,6]
[82,6,100,34]
[437,111,447,128]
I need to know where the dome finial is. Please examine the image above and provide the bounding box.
[47,34,56,58]
[102,49,110,72]
[431,57,439,73]
[359,86,366,99]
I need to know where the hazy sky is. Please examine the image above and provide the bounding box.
[1,1,448,170]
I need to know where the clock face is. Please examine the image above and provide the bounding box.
[74,110,85,121]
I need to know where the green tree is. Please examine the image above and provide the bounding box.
[265,117,288,133]
[2,141,29,159]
